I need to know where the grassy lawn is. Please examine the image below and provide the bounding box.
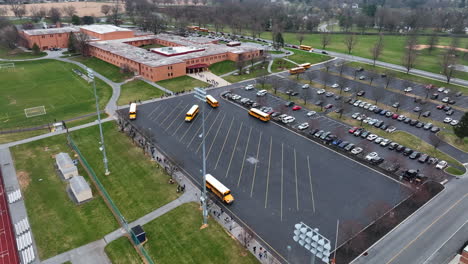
[209,60,236,75]
[285,48,333,65]
[118,80,165,106]
[438,131,468,153]
[72,56,132,83]
[139,43,166,49]
[0,46,47,60]
[327,112,463,169]
[72,122,180,221]
[271,58,296,73]
[105,237,143,264]
[0,59,112,130]
[106,203,258,264]
[346,61,467,93]
[269,50,285,54]
[11,133,118,259]
[156,75,208,93]
[224,63,268,83]
[0,129,48,144]
[445,166,465,176]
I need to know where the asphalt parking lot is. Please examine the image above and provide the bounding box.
[124,85,412,263]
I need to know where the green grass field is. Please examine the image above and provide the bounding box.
[72,56,132,83]
[0,46,47,59]
[71,122,180,221]
[438,131,468,153]
[445,166,465,176]
[285,48,333,65]
[11,133,118,259]
[224,63,268,83]
[105,237,143,264]
[0,59,112,130]
[209,60,236,75]
[105,203,258,264]
[118,80,165,105]
[156,75,207,93]
[271,58,296,73]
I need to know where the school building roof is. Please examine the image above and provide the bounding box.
[80,24,132,34]
[23,27,79,36]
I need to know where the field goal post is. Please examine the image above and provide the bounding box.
[0,63,15,69]
[24,106,46,118]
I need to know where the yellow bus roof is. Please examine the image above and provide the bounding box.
[300,63,311,66]
[250,108,270,118]
[206,174,230,194]
[129,103,137,113]
[291,67,305,71]
[206,95,217,103]
[187,104,199,115]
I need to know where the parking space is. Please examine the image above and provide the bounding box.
[123,85,412,263]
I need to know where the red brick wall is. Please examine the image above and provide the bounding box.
[21,31,71,50]
[81,28,134,40]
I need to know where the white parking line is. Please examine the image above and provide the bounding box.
[206,114,227,159]
[307,155,316,213]
[214,118,236,170]
[237,126,253,186]
[264,136,272,208]
[225,122,243,178]
[250,132,263,197]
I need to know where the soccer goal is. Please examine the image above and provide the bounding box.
[24,106,46,118]
[0,63,15,69]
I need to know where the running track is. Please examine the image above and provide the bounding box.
[0,170,19,264]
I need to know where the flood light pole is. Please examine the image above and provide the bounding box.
[194,87,208,226]
[87,68,110,176]
[293,222,332,264]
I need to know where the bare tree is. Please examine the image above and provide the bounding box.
[371,34,384,66]
[384,71,394,89]
[296,32,305,46]
[344,34,358,54]
[429,133,443,150]
[426,33,439,54]
[48,7,61,24]
[73,32,90,56]
[0,25,19,49]
[271,78,281,94]
[0,7,7,16]
[402,34,418,74]
[301,88,310,105]
[321,71,330,88]
[305,70,316,84]
[320,32,331,50]
[338,62,346,76]
[7,0,26,20]
[440,49,457,84]
[101,4,111,16]
[110,0,122,26]
[236,55,247,75]
[62,5,77,18]
[255,70,268,88]
[30,6,47,22]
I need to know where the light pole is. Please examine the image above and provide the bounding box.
[194,87,208,227]
[293,222,331,264]
[87,68,110,175]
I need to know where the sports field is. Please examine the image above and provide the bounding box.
[0,60,112,130]
[105,203,258,264]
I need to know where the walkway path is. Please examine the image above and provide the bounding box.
[188,72,231,87]
[0,50,63,62]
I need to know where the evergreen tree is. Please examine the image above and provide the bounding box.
[32,43,40,55]
[453,112,468,141]
[71,15,80,25]
[67,33,76,53]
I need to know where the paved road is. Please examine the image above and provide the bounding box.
[124,83,412,263]
[351,171,468,264]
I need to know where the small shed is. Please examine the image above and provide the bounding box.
[69,176,92,203]
[56,152,78,179]
[131,225,147,244]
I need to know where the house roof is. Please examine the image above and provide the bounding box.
[80,24,132,34]
[70,176,91,194]
[23,27,79,36]
[56,152,74,169]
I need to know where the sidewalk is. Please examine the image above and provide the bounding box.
[188,72,231,87]
[42,239,111,264]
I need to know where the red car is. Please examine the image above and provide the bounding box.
[436,105,444,110]
[348,127,359,133]
[392,114,399,119]
[324,104,333,109]
[292,105,302,111]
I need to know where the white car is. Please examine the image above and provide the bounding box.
[353,101,361,107]
[298,122,309,130]
[386,126,397,133]
[374,137,383,144]
[256,90,267,96]
[359,75,366,80]
[245,84,254,90]
[351,147,363,155]
[435,160,447,169]
[352,112,360,119]
[365,152,379,161]
[363,103,371,109]
[343,87,351,92]
[404,87,413,93]
[380,138,391,147]
[450,120,459,126]
[282,116,295,124]
[359,102,366,108]
[307,111,317,117]
[443,89,450,94]
[302,84,310,89]
[331,83,339,88]
[444,117,453,123]
[442,97,449,103]
[437,87,446,93]
[369,105,377,111]
[316,89,326,95]
[367,134,378,141]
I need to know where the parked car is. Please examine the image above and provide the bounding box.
[348,127,359,134]
[331,83,339,88]
[307,111,317,117]
[256,90,267,96]
[409,151,421,159]
[444,117,453,123]
[316,89,326,95]
[392,102,400,108]
[403,148,414,156]
[450,120,459,126]
[344,143,355,151]
[413,106,421,112]
[359,75,366,80]
[365,152,379,161]
[245,84,254,90]
[423,123,433,130]
[302,84,310,89]
[361,130,370,138]
[388,142,399,150]
[430,93,439,100]
[292,106,302,111]
[343,87,351,92]
[430,126,440,133]
[298,123,309,130]
[436,160,448,169]
[367,134,378,141]
[416,122,424,128]
[396,145,405,152]
[422,111,431,117]
[418,154,429,163]
[351,147,363,155]
[324,104,333,109]
[404,87,413,93]
[380,139,391,147]
[357,90,365,96]
[325,92,334,97]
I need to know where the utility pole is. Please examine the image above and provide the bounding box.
[194,87,208,227]
[87,68,110,175]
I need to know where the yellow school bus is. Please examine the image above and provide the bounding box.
[289,67,306,75]
[300,45,313,51]
[185,105,199,122]
[249,108,270,122]
[129,103,137,120]
[206,174,234,204]
[206,95,219,108]
[299,63,312,69]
